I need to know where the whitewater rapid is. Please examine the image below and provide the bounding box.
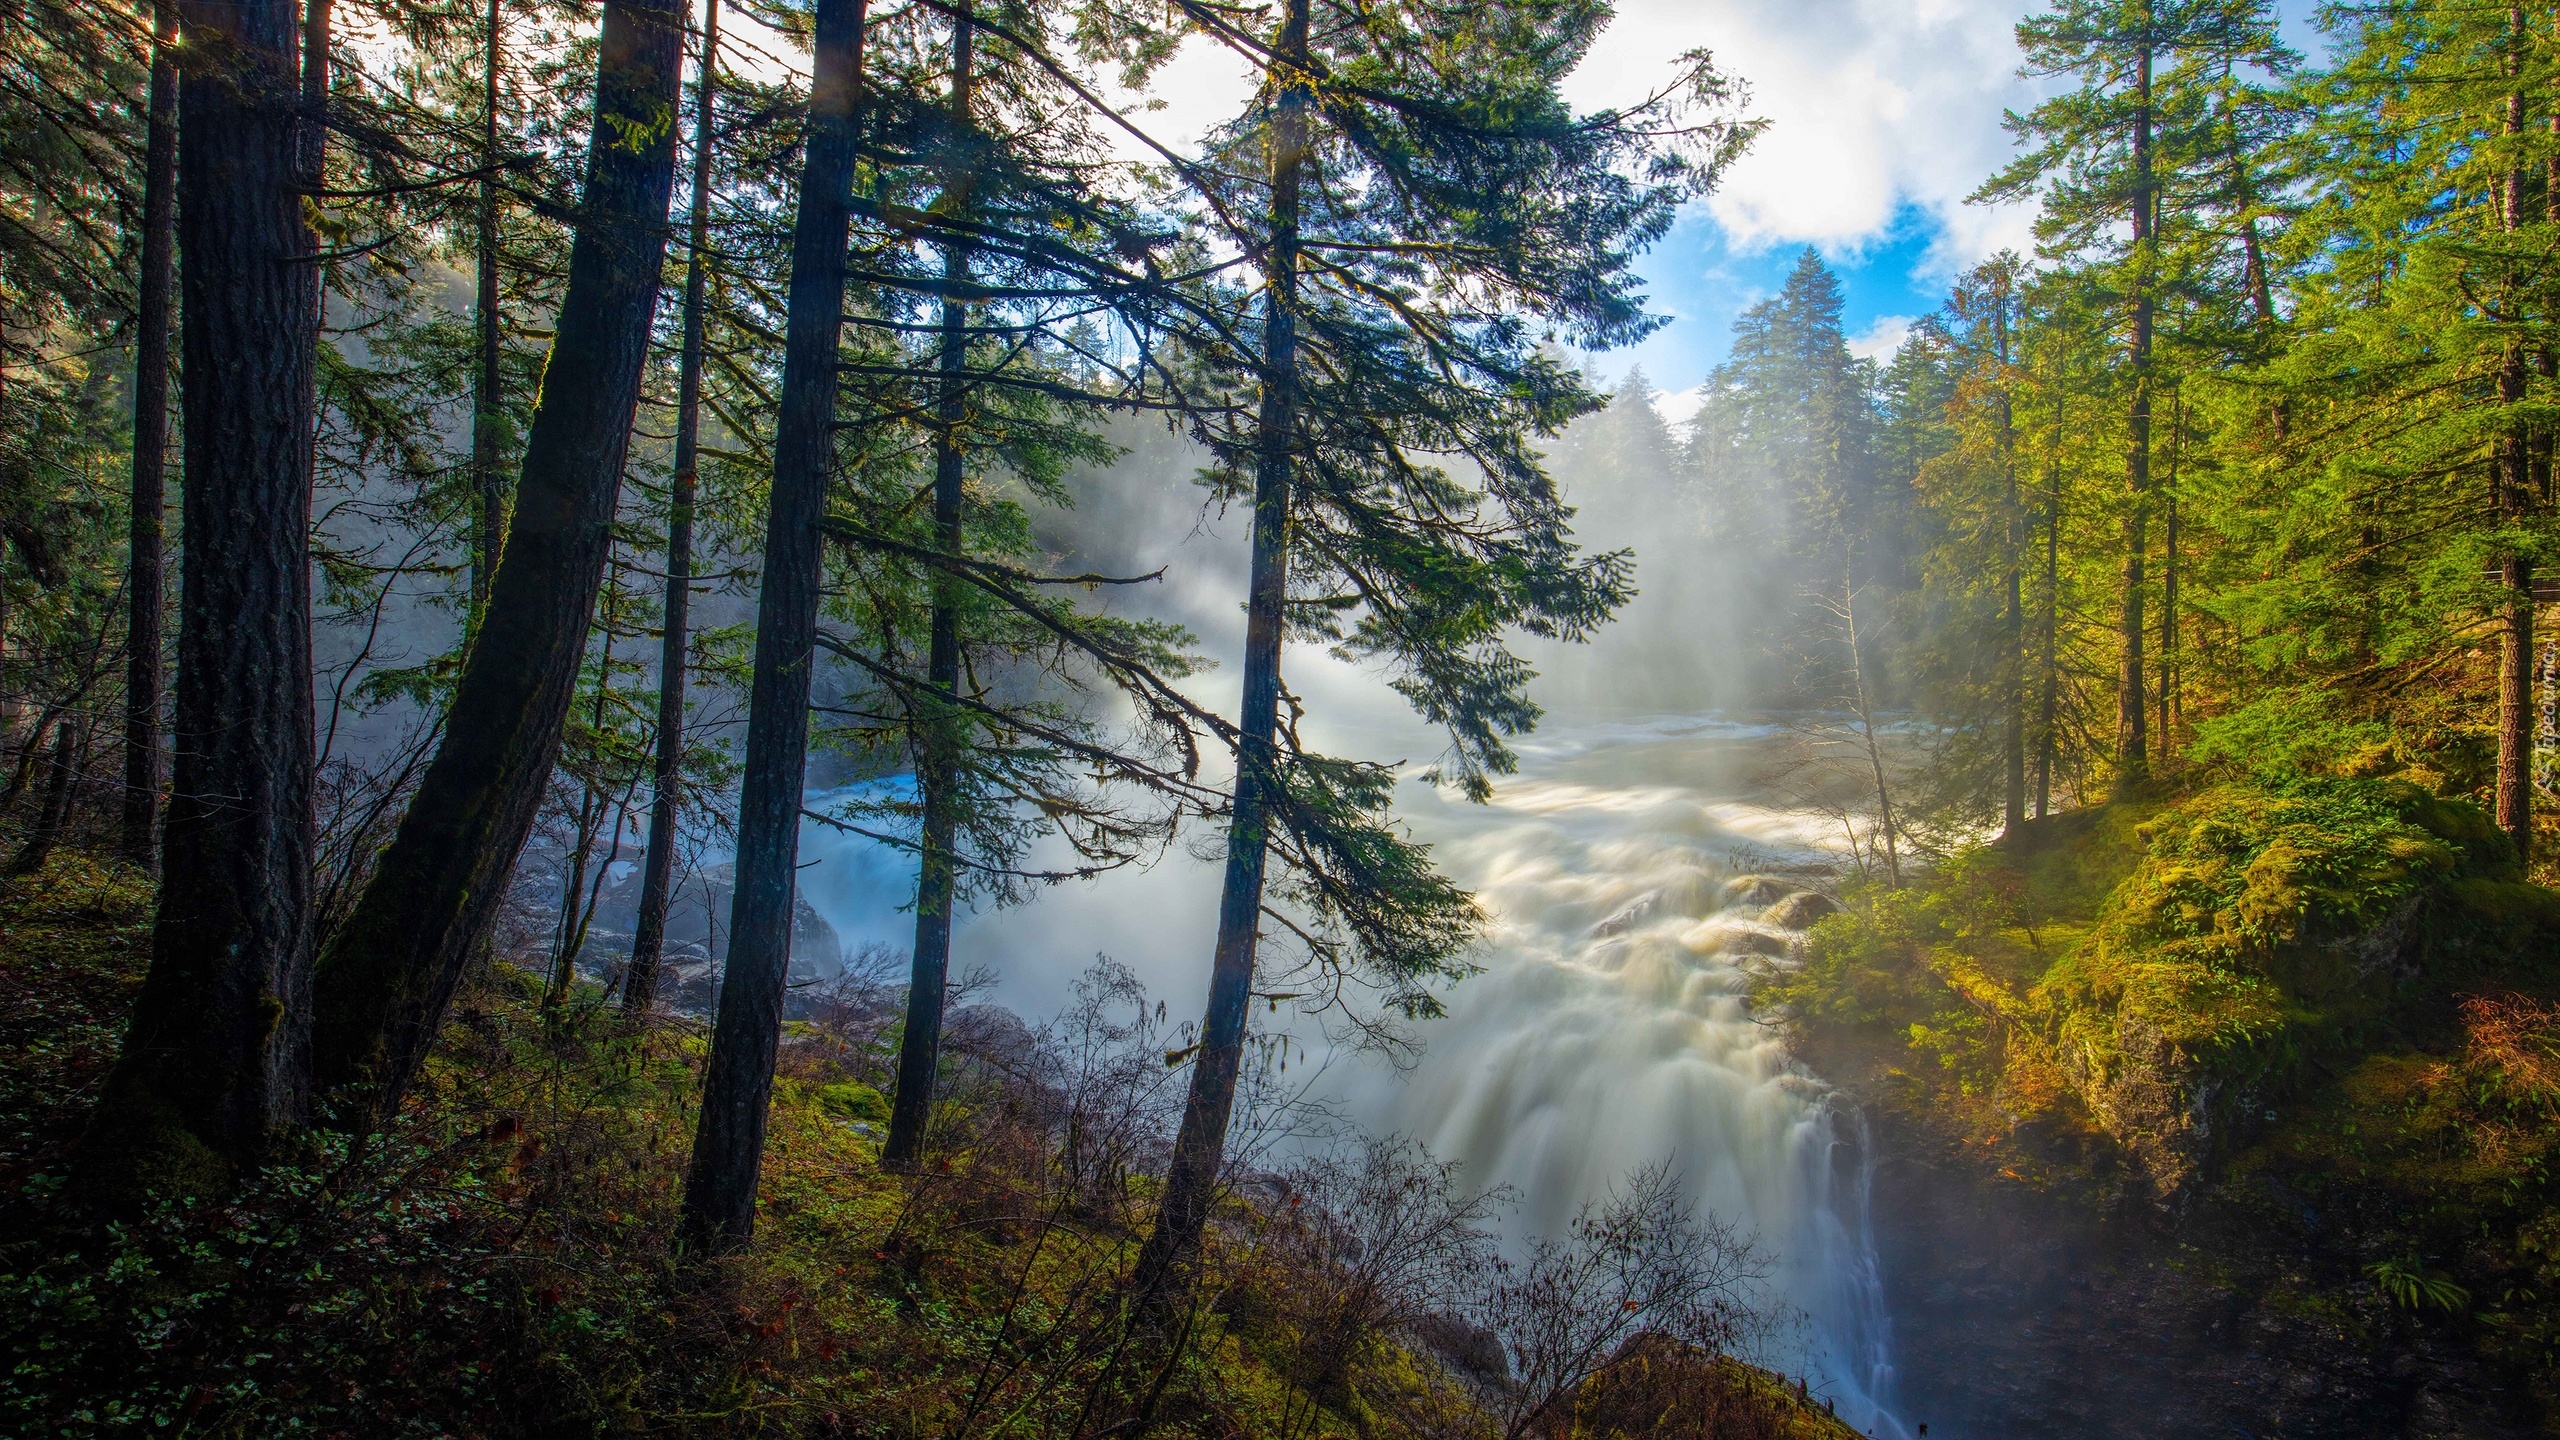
[792,714,1906,1435]
[1345,716,1905,1436]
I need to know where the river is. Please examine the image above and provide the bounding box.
[791,713,1911,1436]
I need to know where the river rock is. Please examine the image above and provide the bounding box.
[1722,873,1796,908]
[1762,890,1843,929]
[1591,889,1661,937]
[1727,928,1794,957]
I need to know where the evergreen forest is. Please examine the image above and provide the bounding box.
[3,0,2560,1435]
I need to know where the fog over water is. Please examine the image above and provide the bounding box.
[308,377,1906,1426]
[780,397,1912,1434]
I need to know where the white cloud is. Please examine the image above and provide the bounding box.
[1848,314,1915,361]
[1655,382,1711,425]
[1057,3,2056,283]
[1558,0,2051,276]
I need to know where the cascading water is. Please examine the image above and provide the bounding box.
[788,713,1908,1436]
[1346,715,1906,1437]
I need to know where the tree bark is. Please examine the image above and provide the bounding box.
[881,9,975,1176]
[471,0,505,619]
[1132,0,1309,1303]
[2036,432,2061,820]
[89,0,318,1188]
[2160,401,2181,758]
[677,0,868,1253]
[1997,282,2025,833]
[121,0,177,869]
[547,586,618,1007]
[2495,34,2535,864]
[308,0,686,1126]
[626,0,722,1016]
[2116,20,2154,787]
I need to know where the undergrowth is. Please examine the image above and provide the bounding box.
[1757,773,2560,1414]
[0,851,1858,1439]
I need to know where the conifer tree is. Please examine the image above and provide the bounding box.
[90,0,319,1186]
[1690,250,1889,701]
[681,0,1207,1225]
[625,0,725,1015]
[120,0,175,868]
[678,0,871,1253]
[1130,0,1751,1298]
[1983,0,2291,783]
[310,0,690,1126]
[2213,2,2557,851]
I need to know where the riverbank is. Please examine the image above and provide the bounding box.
[1765,779,2560,1436]
[0,848,1860,1439]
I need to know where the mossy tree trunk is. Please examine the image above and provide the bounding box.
[89,0,318,1188]
[678,0,867,1253]
[308,0,686,1127]
[119,0,176,870]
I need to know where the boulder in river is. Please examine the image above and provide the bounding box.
[1726,928,1795,957]
[1591,889,1661,937]
[1761,890,1843,929]
[1721,873,1796,908]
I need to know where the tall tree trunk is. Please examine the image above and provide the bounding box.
[309,0,686,1126]
[121,0,177,869]
[2160,401,2181,756]
[2496,37,2534,863]
[677,0,868,1253]
[1998,284,2025,833]
[1132,0,1309,1303]
[471,0,505,619]
[2036,433,2061,820]
[89,0,318,1188]
[301,0,328,411]
[2117,22,2154,787]
[881,11,975,1176]
[626,0,722,1016]
[2498,352,2535,863]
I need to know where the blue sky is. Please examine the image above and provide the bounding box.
[1129,2,2334,415]
[1560,0,2332,414]
[1610,202,1958,401]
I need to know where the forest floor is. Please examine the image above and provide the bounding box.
[0,845,1860,1440]
[1769,778,2560,1437]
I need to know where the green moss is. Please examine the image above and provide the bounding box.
[1780,776,2560,1199]
[814,1081,889,1126]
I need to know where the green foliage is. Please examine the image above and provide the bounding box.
[2367,1256,2471,1314]
[1774,778,2551,1190]
[2183,686,2391,783]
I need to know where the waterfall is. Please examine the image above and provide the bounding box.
[792,713,1908,1435]
[1348,715,1908,1436]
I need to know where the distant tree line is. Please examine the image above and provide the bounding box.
[1569,0,2559,881]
